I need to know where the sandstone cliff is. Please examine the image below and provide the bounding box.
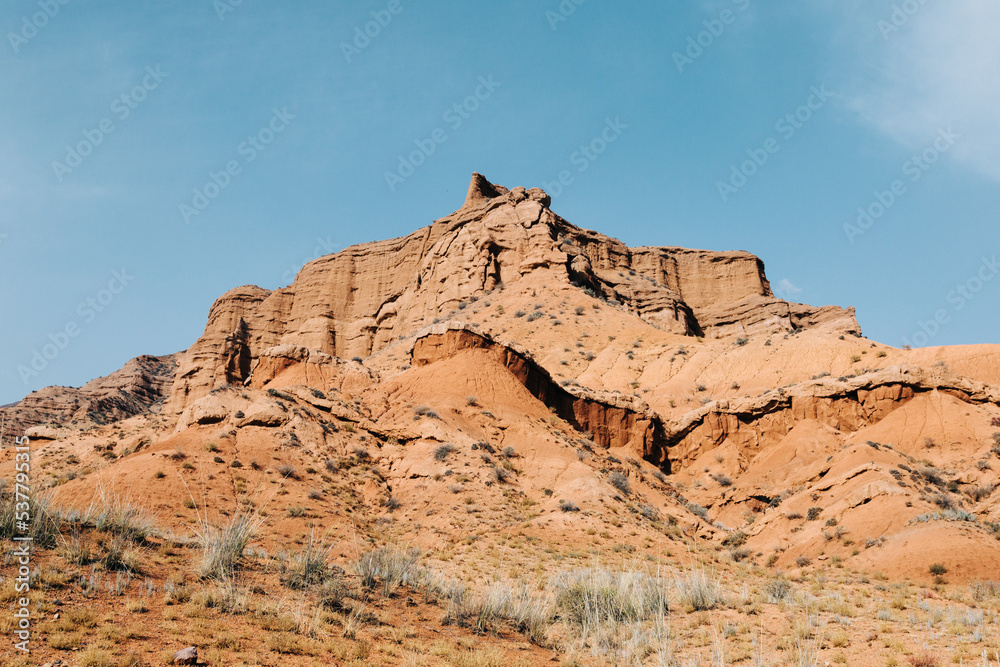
[163,173,860,415]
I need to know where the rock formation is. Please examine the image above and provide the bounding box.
[161,173,860,416]
[1,354,176,439]
[10,172,994,585]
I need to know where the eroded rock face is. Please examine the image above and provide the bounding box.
[660,364,1000,471]
[411,322,668,463]
[156,173,859,414]
[0,354,177,438]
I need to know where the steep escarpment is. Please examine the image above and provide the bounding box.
[163,173,860,415]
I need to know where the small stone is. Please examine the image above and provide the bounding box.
[173,646,198,665]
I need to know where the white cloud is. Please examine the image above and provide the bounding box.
[774,278,802,301]
[843,0,1000,183]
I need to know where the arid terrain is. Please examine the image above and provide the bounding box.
[3,174,1000,666]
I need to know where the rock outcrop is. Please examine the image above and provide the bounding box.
[410,322,667,461]
[659,364,1000,471]
[163,174,860,415]
[0,354,177,439]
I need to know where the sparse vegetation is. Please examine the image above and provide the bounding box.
[675,568,724,610]
[434,443,458,461]
[275,463,298,478]
[558,499,580,512]
[355,546,425,597]
[196,508,262,580]
[608,471,630,494]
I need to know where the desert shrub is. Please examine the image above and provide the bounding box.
[554,568,668,626]
[921,467,945,487]
[492,465,512,483]
[711,474,732,487]
[787,512,803,520]
[355,546,425,597]
[729,547,751,562]
[383,496,401,511]
[281,535,340,590]
[608,471,630,494]
[722,531,747,548]
[765,577,792,603]
[795,555,811,567]
[77,646,113,667]
[61,531,95,565]
[806,507,822,521]
[932,492,955,510]
[443,580,553,643]
[434,443,458,461]
[286,506,306,517]
[966,484,995,502]
[909,510,976,524]
[675,569,724,611]
[275,463,298,479]
[969,580,1000,601]
[686,502,709,520]
[100,534,140,572]
[267,388,294,402]
[559,499,580,512]
[501,445,517,459]
[465,395,478,406]
[929,563,948,576]
[77,493,157,544]
[196,509,262,579]
[638,504,660,521]
[413,405,434,417]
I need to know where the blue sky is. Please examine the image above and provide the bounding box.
[2,0,998,405]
